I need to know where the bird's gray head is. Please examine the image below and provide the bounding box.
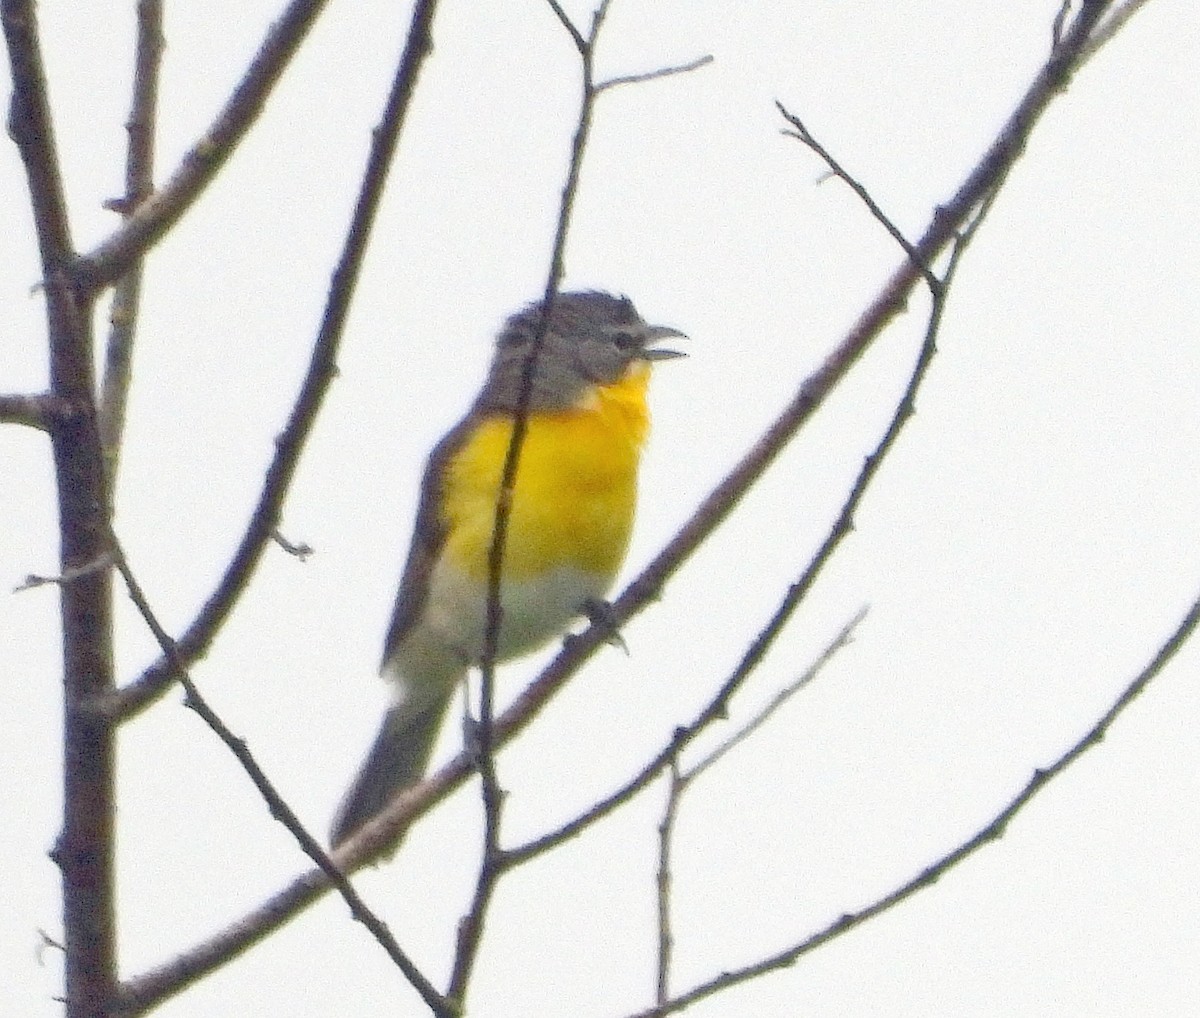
[478,291,685,413]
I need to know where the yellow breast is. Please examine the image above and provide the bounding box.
[440,363,651,583]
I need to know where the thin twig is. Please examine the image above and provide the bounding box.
[652,610,863,1004]
[451,3,713,1002]
[100,0,442,724]
[71,0,331,292]
[655,757,682,1006]
[686,608,866,785]
[107,539,446,1017]
[1052,0,1073,46]
[596,54,713,94]
[776,102,938,290]
[508,599,868,867]
[15,552,116,593]
[544,0,586,52]
[98,0,163,495]
[625,585,1200,1018]
[270,529,314,561]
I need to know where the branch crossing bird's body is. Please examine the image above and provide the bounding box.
[330,292,684,849]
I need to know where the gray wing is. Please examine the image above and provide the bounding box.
[379,414,476,671]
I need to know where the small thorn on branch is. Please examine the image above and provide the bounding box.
[15,552,115,592]
[271,529,314,560]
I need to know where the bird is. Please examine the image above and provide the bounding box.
[330,290,685,849]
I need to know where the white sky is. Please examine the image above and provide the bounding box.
[2,1,1198,1015]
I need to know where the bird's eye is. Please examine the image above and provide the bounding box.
[610,330,638,350]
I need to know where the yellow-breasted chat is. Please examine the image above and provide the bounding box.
[330,291,684,848]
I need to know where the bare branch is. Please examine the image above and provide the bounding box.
[1052,0,1073,46]
[98,0,164,494]
[3,0,73,273]
[4,3,118,1013]
[652,609,865,1003]
[776,102,937,289]
[654,758,682,1006]
[270,529,314,561]
[0,391,73,430]
[543,0,586,53]
[455,4,708,999]
[71,0,332,293]
[100,0,442,723]
[108,540,446,1017]
[505,193,973,867]
[596,53,714,94]
[15,552,115,593]
[687,608,866,784]
[625,586,1200,1018]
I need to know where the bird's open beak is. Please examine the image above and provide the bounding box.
[639,324,688,361]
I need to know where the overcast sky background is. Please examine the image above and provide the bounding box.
[3,1,1198,1015]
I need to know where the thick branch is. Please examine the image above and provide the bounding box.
[3,0,71,271]
[4,3,117,1017]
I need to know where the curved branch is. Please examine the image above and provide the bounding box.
[452,4,712,999]
[100,0,442,723]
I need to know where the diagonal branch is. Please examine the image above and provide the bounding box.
[99,0,443,724]
[504,220,964,867]
[71,0,331,293]
[625,585,1200,1018]
[1081,0,1155,64]
[596,53,713,94]
[109,539,446,1017]
[776,101,936,288]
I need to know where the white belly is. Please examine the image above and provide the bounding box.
[388,557,613,693]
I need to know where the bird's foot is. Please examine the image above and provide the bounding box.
[577,597,629,655]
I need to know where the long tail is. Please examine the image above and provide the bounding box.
[330,688,455,849]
